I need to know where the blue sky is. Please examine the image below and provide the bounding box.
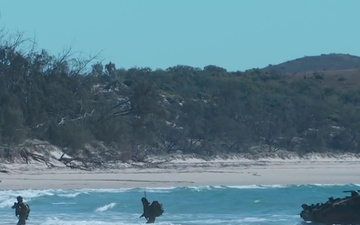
[1,0,360,71]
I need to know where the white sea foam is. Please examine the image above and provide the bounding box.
[95,202,117,212]
[0,189,54,208]
[186,186,213,191]
[38,217,132,225]
[69,188,135,193]
[242,217,268,222]
[38,220,177,225]
[226,184,288,189]
[52,202,77,205]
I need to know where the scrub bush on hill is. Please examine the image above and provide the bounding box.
[1,30,360,164]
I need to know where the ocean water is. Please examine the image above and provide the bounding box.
[0,184,359,225]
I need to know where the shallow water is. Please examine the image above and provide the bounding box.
[0,184,358,225]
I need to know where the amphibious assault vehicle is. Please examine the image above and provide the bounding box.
[300,190,360,224]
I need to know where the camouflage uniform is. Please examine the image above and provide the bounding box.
[12,196,29,225]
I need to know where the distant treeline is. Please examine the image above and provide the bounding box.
[1,33,360,162]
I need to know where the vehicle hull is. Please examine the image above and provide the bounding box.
[300,191,360,225]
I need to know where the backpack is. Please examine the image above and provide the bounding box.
[24,203,30,219]
[15,202,30,219]
[151,201,164,217]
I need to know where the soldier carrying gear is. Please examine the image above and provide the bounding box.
[11,196,30,225]
[140,196,164,224]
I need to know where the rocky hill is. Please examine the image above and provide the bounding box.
[263,53,360,74]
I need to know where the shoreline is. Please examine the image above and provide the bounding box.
[1,156,360,190]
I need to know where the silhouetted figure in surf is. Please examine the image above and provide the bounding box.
[140,197,164,224]
[11,196,30,225]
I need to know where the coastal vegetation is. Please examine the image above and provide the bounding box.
[1,32,360,167]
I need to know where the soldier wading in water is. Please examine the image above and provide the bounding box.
[11,196,30,225]
[140,195,164,224]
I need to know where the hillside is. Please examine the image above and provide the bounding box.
[2,34,360,169]
[263,53,360,74]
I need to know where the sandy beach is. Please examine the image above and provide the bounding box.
[1,154,360,190]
